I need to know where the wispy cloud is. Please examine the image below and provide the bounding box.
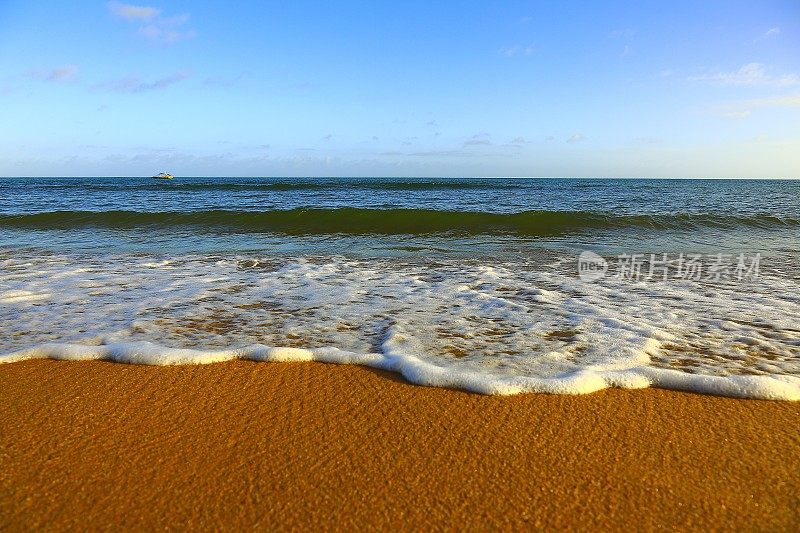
[394,146,512,159]
[714,94,800,119]
[499,45,535,57]
[107,2,159,21]
[95,71,190,93]
[609,28,636,39]
[716,110,752,120]
[463,133,492,146]
[374,133,520,159]
[566,133,585,143]
[29,65,78,82]
[203,72,248,87]
[690,63,799,87]
[139,15,196,45]
[406,150,475,158]
[500,137,529,149]
[609,29,635,57]
[109,2,195,45]
[755,27,781,42]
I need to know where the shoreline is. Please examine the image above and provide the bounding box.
[2,359,799,530]
[5,342,800,401]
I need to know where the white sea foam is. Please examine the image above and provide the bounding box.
[1,252,799,400]
[0,289,50,303]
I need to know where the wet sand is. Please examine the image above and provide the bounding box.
[1,359,798,531]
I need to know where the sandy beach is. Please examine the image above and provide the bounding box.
[1,359,798,531]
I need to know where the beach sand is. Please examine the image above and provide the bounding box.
[1,360,798,531]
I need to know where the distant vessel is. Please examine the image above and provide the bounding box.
[151,172,174,180]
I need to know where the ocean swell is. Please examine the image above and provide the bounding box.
[1,208,797,235]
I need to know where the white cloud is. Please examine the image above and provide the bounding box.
[716,110,752,120]
[7,137,800,178]
[463,133,492,146]
[499,45,535,57]
[29,65,78,82]
[746,95,800,108]
[109,2,195,45]
[203,72,248,87]
[609,28,636,39]
[139,24,196,44]
[566,134,585,143]
[714,94,800,119]
[690,63,799,87]
[107,2,159,21]
[95,71,190,93]
[756,27,781,41]
[159,14,190,26]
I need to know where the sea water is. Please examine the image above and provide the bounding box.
[2,178,799,399]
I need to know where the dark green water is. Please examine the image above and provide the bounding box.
[1,177,798,262]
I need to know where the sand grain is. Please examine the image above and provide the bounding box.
[1,360,798,531]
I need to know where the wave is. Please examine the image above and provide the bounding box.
[3,250,800,401]
[1,208,797,235]
[3,340,799,400]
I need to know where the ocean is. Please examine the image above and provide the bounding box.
[2,177,799,399]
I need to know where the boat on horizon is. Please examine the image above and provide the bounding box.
[151,172,174,180]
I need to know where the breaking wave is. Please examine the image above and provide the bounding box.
[1,209,797,235]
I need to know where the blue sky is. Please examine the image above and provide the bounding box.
[1,0,798,177]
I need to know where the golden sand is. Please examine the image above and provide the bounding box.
[1,360,798,531]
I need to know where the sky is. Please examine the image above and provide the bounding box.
[0,0,799,177]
